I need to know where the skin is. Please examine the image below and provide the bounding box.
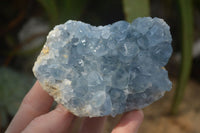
[6,81,144,133]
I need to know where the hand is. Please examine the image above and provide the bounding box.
[6,81,143,133]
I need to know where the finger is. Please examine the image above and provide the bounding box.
[112,110,144,133]
[79,117,107,133]
[22,105,75,133]
[6,81,54,133]
[68,117,83,133]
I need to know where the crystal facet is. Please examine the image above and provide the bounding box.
[33,17,172,117]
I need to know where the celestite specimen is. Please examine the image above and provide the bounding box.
[33,17,172,117]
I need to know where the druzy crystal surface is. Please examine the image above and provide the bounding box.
[33,17,172,117]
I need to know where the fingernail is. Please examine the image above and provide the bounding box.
[56,104,69,112]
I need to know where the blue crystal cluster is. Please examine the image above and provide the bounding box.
[33,17,172,117]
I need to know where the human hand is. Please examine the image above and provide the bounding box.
[6,81,143,133]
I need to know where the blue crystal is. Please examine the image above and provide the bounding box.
[119,41,139,57]
[33,17,173,117]
[87,71,103,86]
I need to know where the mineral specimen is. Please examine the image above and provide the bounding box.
[33,17,172,117]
